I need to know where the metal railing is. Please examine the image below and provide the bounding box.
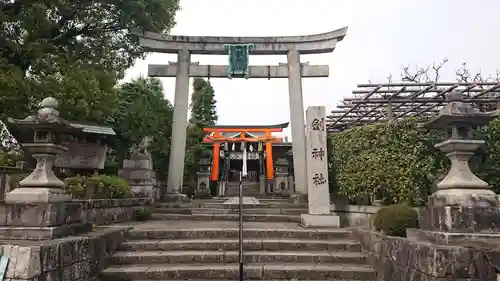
[238,141,248,281]
[238,170,244,281]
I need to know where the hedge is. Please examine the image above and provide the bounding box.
[329,117,500,205]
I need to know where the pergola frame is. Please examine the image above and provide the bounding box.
[327,82,500,132]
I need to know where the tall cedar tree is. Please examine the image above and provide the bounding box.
[185,78,218,180]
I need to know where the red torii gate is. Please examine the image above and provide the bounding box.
[202,124,288,181]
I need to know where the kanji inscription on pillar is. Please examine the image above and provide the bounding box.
[306,106,330,215]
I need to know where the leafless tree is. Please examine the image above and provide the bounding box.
[400,58,449,83]
[398,59,499,111]
[456,62,500,85]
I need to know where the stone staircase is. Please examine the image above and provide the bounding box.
[153,198,304,223]
[100,197,376,281]
[225,180,261,197]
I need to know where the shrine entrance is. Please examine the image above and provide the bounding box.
[203,123,288,196]
[228,159,259,182]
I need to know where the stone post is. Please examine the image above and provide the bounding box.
[258,142,266,196]
[195,158,211,198]
[165,48,190,202]
[1,97,90,240]
[288,175,295,194]
[287,49,308,203]
[118,154,156,198]
[274,158,290,197]
[300,106,339,228]
[258,177,265,195]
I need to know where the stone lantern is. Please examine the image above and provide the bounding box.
[274,157,290,196]
[6,97,83,203]
[196,158,211,198]
[423,92,499,206]
[419,92,500,233]
[1,97,90,240]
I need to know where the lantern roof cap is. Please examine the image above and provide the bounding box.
[423,92,500,130]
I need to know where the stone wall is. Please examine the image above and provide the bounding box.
[331,205,381,227]
[1,226,129,281]
[331,204,425,228]
[0,198,154,226]
[352,228,497,281]
[77,198,154,225]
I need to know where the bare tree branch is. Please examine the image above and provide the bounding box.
[455,62,471,83]
[429,58,448,82]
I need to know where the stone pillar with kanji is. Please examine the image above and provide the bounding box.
[300,106,339,228]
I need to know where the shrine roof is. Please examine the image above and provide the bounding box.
[273,142,292,147]
[206,142,292,147]
[68,122,116,135]
[204,122,289,129]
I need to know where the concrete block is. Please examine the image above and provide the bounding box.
[300,214,340,228]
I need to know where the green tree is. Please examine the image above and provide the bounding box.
[185,78,218,180]
[0,0,180,121]
[190,78,218,126]
[111,77,173,174]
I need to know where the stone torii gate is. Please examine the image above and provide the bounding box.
[135,27,348,202]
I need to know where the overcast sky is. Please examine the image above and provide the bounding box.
[124,0,500,139]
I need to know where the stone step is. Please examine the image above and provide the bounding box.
[154,207,193,214]
[225,182,259,187]
[102,279,375,281]
[127,228,352,240]
[224,191,262,197]
[200,202,306,209]
[225,190,260,195]
[155,208,307,215]
[154,201,304,209]
[110,250,368,265]
[101,263,375,280]
[212,197,291,203]
[155,203,193,209]
[119,238,361,252]
[151,213,301,222]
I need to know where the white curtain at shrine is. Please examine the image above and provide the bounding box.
[242,142,248,177]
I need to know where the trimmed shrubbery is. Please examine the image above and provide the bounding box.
[329,117,500,205]
[372,204,419,237]
[64,174,132,199]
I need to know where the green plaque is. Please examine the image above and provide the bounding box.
[224,43,255,79]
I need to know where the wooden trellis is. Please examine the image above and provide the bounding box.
[327,82,500,132]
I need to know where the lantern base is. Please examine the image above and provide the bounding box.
[419,204,500,233]
[162,192,190,203]
[300,214,340,228]
[429,188,498,207]
[5,187,71,204]
[290,193,308,205]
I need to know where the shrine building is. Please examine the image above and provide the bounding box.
[202,123,293,196]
